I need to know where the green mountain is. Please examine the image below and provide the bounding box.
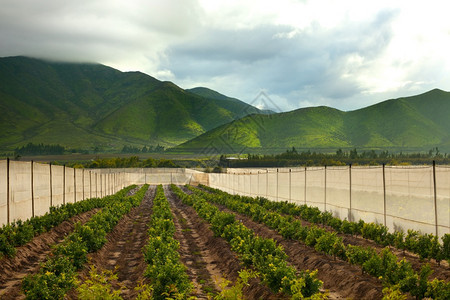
[0,56,264,151]
[187,87,275,115]
[175,89,450,153]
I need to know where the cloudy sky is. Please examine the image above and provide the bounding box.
[1,0,450,112]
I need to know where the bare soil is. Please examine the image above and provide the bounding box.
[67,186,156,300]
[0,208,101,299]
[214,203,385,299]
[168,186,286,299]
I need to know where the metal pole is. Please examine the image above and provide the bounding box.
[6,158,10,224]
[304,166,307,205]
[289,169,292,203]
[266,169,268,199]
[63,164,66,205]
[324,165,327,212]
[49,163,53,207]
[31,160,34,218]
[433,161,438,236]
[82,169,85,200]
[276,168,279,202]
[383,164,386,227]
[73,168,76,203]
[89,171,92,198]
[349,164,352,222]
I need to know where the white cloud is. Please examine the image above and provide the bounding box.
[1,0,450,111]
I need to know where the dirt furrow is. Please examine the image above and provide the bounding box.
[67,186,155,300]
[214,203,385,299]
[0,208,101,299]
[165,186,219,299]
[168,186,286,300]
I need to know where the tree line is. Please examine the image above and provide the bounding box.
[220,147,450,167]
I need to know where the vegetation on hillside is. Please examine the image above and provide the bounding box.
[220,147,450,167]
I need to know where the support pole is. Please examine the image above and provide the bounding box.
[31,160,34,217]
[304,166,307,205]
[324,165,327,212]
[383,164,386,227]
[6,158,10,224]
[49,163,53,207]
[74,168,76,203]
[63,164,66,205]
[289,169,292,203]
[433,161,438,236]
[349,164,352,222]
[276,168,279,202]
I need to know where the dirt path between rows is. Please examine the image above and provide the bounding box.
[170,186,286,299]
[0,208,101,299]
[67,186,155,300]
[316,222,450,281]
[211,202,385,299]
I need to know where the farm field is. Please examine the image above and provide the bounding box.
[0,184,448,299]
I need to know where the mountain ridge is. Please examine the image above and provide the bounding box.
[175,88,450,153]
[0,56,265,151]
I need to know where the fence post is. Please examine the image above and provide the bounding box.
[89,171,92,199]
[49,163,53,207]
[304,166,307,205]
[266,169,268,199]
[349,164,352,222]
[324,165,327,212]
[6,157,10,225]
[82,169,85,200]
[433,161,438,236]
[73,168,76,203]
[289,169,292,203]
[383,164,386,227]
[31,160,34,218]
[276,168,279,202]
[63,164,66,205]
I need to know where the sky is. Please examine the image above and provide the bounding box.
[1,0,450,112]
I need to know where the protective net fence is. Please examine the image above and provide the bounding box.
[1,161,448,237]
[0,161,200,225]
[209,166,450,237]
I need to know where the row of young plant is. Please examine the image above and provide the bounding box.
[170,184,325,299]
[21,184,149,299]
[200,185,450,264]
[192,185,449,299]
[142,185,192,299]
[0,185,136,259]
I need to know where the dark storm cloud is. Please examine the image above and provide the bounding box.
[164,9,398,110]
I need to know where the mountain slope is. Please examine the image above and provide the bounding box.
[0,56,264,150]
[175,89,450,153]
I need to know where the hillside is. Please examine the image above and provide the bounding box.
[175,89,450,153]
[0,56,264,151]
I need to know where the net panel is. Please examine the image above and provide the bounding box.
[34,162,51,216]
[385,166,435,234]
[9,161,32,222]
[351,166,384,224]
